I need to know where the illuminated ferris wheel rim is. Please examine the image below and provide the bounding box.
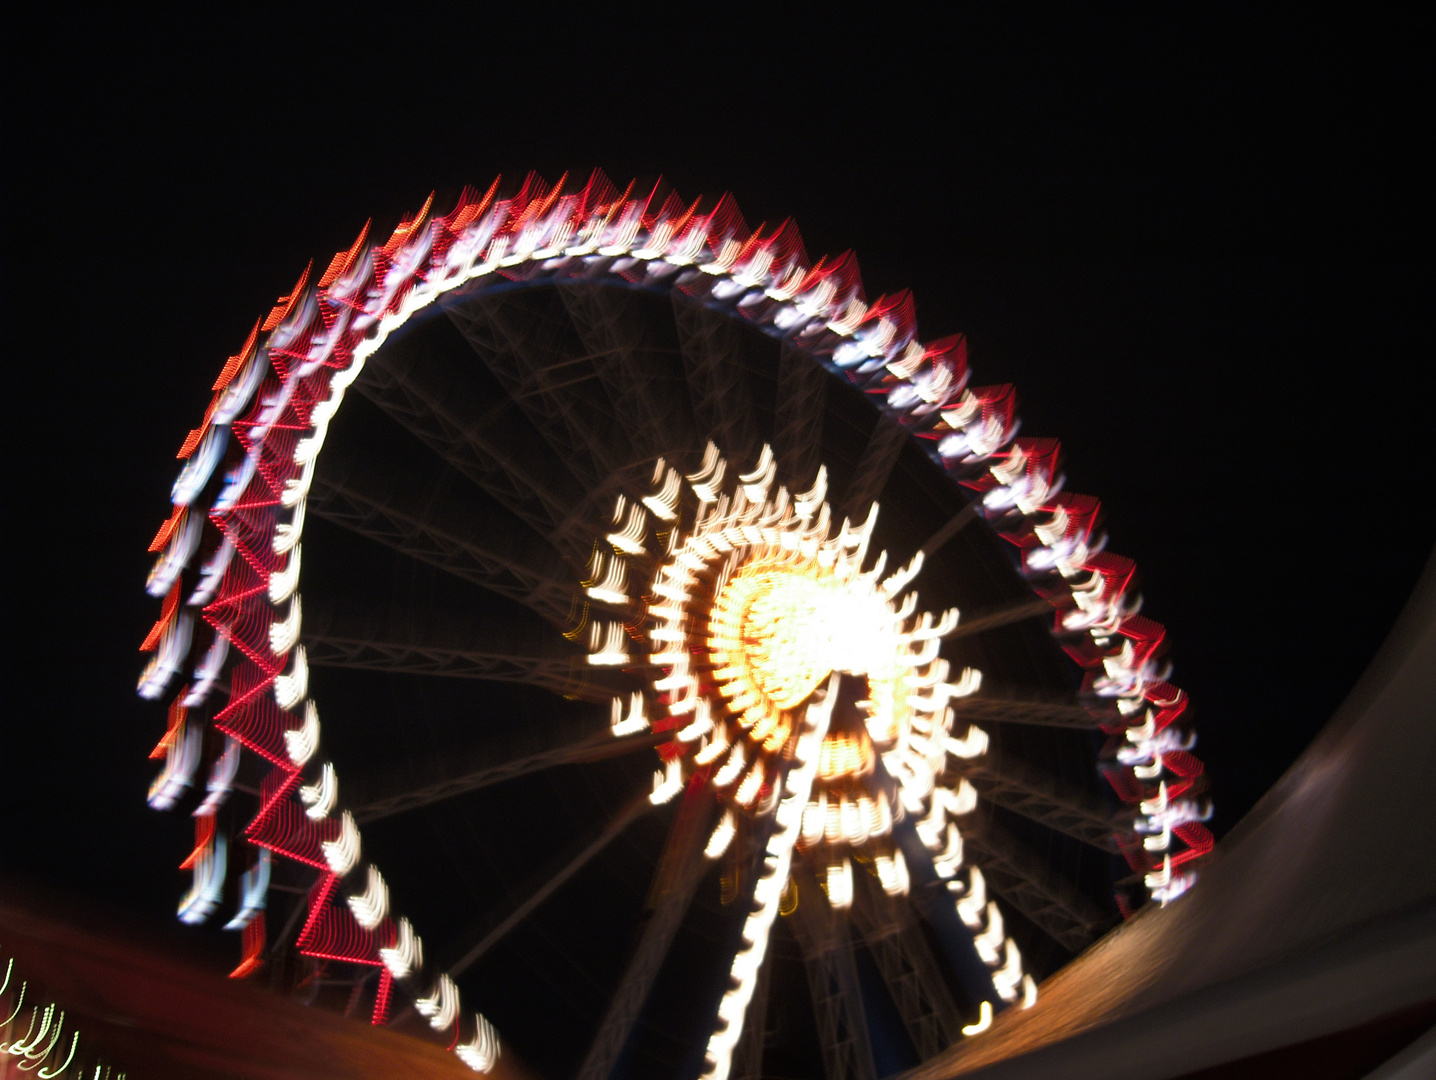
[138,172,1213,1073]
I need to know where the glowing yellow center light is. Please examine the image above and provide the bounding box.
[710,548,906,765]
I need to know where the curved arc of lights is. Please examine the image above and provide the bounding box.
[585,445,1036,1067]
[138,173,1209,1069]
[0,950,113,1078]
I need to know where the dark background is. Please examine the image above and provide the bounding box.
[4,0,1428,998]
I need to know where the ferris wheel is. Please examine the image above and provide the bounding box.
[138,173,1213,1079]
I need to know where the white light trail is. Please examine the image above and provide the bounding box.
[705,809,737,859]
[826,857,854,910]
[701,676,834,1080]
[269,595,301,655]
[348,865,390,930]
[300,762,337,821]
[587,622,629,666]
[177,833,227,925]
[974,901,1005,964]
[284,699,320,766]
[650,756,683,804]
[273,645,308,710]
[961,1000,993,1036]
[992,938,1025,1002]
[321,810,360,877]
[268,544,301,603]
[273,497,306,554]
[416,974,459,1032]
[148,720,201,810]
[380,918,422,979]
[194,735,241,817]
[610,693,649,736]
[955,866,988,928]
[224,849,272,931]
[455,1014,501,1073]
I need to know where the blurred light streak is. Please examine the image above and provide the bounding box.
[961,1000,993,1036]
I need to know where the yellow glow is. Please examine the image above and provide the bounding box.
[708,550,912,769]
[961,1000,993,1036]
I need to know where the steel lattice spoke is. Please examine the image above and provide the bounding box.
[576,782,716,1080]
[561,284,692,466]
[353,727,663,824]
[672,295,761,463]
[774,343,828,489]
[950,693,1115,729]
[918,502,979,558]
[303,633,597,696]
[849,873,963,1058]
[788,865,878,1080]
[965,757,1121,853]
[963,813,1113,953]
[310,455,574,627]
[841,414,910,519]
[948,597,1055,639]
[355,329,582,541]
[447,794,653,979]
[302,589,602,698]
[451,293,619,494]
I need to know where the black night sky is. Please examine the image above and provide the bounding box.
[4,5,1430,1068]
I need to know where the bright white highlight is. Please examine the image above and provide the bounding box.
[177,833,226,925]
[284,700,320,766]
[269,596,301,655]
[194,735,241,817]
[455,1014,501,1073]
[300,762,337,821]
[268,545,301,603]
[347,865,390,930]
[380,917,422,979]
[321,810,360,877]
[610,693,649,736]
[416,974,459,1032]
[587,621,629,666]
[701,677,835,1080]
[961,1000,993,1036]
[705,809,737,860]
[148,721,201,810]
[224,849,271,931]
[651,755,683,805]
[273,645,308,710]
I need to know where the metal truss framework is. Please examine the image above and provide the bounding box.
[919,501,979,558]
[950,694,1113,730]
[354,335,579,545]
[965,756,1121,854]
[302,632,601,699]
[354,728,662,824]
[445,795,653,981]
[576,787,715,1080]
[789,865,878,1080]
[308,465,574,628]
[848,871,964,1060]
[560,284,692,467]
[948,596,1058,640]
[964,812,1114,954]
[842,414,911,520]
[452,294,620,499]
[672,295,762,465]
[774,343,828,491]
